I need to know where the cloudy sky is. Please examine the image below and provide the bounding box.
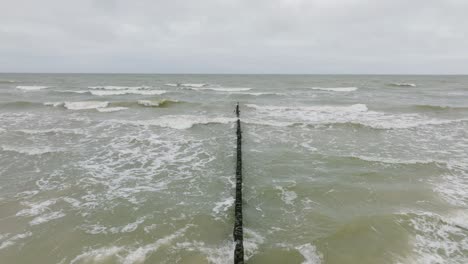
[0,0,467,74]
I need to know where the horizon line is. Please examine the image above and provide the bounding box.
[1,72,467,76]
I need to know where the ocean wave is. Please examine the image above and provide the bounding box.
[0,79,16,83]
[16,85,50,91]
[88,85,150,90]
[137,99,179,107]
[309,87,358,92]
[89,89,167,96]
[71,226,190,264]
[191,87,253,92]
[111,115,236,129]
[413,104,468,111]
[245,103,468,129]
[64,101,109,110]
[96,107,128,113]
[44,101,64,107]
[388,83,417,87]
[180,83,208,88]
[229,92,284,96]
[397,211,468,264]
[0,101,42,108]
[1,145,65,155]
[15,128,86,135]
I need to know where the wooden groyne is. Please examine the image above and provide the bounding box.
[233,103,244,264]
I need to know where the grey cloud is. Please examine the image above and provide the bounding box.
[0,0,467,73]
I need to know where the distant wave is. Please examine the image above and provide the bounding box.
[413,104,468,111]
[88,86,150,90]
[0,145,64,155]
[191,87,252,92]
[245,103,468,130]
[228,92,284,96]
[16,86,50,91]
[89,90,167,96]
[137,99,179,107]
[309,87,358,92]
[64,101,109,110]
[0,79,16,83]
[388,83,417,87]
[111,115,236,129]
[165,83,209,88]
[96,107,128,113]
[0,101,42,108]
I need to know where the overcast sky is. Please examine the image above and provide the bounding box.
[0,0,467,74]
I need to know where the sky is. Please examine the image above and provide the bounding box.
[0,0,467,74]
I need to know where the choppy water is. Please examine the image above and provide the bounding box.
[0,74,467,264]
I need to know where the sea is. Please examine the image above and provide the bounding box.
[0,74,467,264]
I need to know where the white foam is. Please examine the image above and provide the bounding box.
[70,246,124,264]
[15,128,86,135]
[164,83,179,87]
[97,107,128,113]
[44,102,64,107]
[122,226,189,264]
[180,83,208,88]
[390,83,417,87]
[175,240,235,263]
[0,232,32,250]
[114,115,236,130]
[64,101,109,110]
[137,99,177,107]
[212,197,235,217]
[16,85,49,91]
[296,244,322,264]
[309,87,358,92]
[89,90,166,96]
[276,186,298,205]
[16,200,57,217]
[192,87,252,92]
[245,103,468,129]
[1,145,64,155]
[403,211,468,264]
[30,211,65,225]
[88,86,149,90]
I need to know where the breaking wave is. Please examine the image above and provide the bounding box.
[309,87,358,92]
[16,86,50,91]
[137,99,179,107]
[111,115,236,129]
[245,103,468,129]
[388,83,417,87]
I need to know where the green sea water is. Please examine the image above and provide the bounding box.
[0,74,467,263]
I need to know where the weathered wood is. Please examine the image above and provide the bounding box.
[233,103,244,264]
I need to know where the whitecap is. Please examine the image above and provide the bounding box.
[389,83,417,87]
[113,115,236,130]
[245,103,468,129]
[97,107,128,113]
[309,87,358,92]
[88,86,149,90]
[212,197,235,217]
[30,211,65,225]
[296,244,322,264]
[16,85,49,91]
[192,87,252,92]
[0,232,32,250]
[1,145,64,155]
[122,226,190,264]
[70,246,124,264]
[180,83,208,88]
[89,90,166,96]
[64,101,109,110]
[44,102,64,107]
